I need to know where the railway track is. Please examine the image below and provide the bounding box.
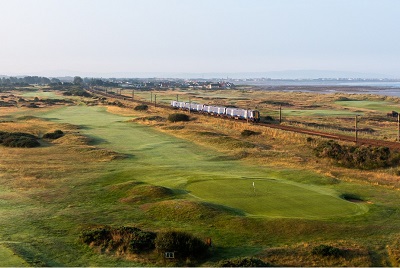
[87,88,400,151]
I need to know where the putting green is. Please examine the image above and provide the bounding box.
[187,178,365,218]
[38,106,366,219]
[0,244,28,266]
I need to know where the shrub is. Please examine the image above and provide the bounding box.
[311,244,342,257]
[264,115,275,121]
[168,113,190,122]
[0,131,40,148]
[134,104,148,111]
[217,257,269,267]
[43,130,64,139]
[155,231,208,260]
[80,226,156,254]
[241,130,260,137]
[313,140,400,170]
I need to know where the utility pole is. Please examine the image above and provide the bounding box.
[355,115,358,144]
[132,89,134,100]
[398,113,400,142]
[154,94,157,107]
[176,94,178,102]
[279,105,282,123]
[150,92,153,103]
[188,97,191,114]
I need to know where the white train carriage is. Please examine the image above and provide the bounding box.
[170,101,260,122]
[226,108,260,122]
[171,100,181,108]
[203,105,226,115]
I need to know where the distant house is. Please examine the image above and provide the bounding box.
[206,83,220,89]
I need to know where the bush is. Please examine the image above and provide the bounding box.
[241,130,260,137]
[312,244,342,257]
[306,137,315,143]
[0,131,40,148]
[80,226,156,254]
[313,140,400,170]
[264,115,275,121]
[155,231,208,260]
[217,257,269,267]
[134,104,148,111]
[168,113,190,122]
[43,130,64,139]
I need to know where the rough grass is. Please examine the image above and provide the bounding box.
[257,241,372,267]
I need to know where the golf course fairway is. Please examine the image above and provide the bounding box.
[38,106,367,219]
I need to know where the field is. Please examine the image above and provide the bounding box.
[1,87,400,266]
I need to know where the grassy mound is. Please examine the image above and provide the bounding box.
[141,200,236,221]
[51,133,91,145]
[120,185,174,204]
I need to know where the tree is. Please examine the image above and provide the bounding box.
[73,76,83,85]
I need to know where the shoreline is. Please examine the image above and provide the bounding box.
[243,85,400,97]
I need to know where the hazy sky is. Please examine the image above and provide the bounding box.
[1,0,399,77]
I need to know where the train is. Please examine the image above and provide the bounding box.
[171,100,260,122]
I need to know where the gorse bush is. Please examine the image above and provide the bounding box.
[168,113,190,122]
[43,130,64,139]
[80,226,156,254]
[241,129,261,137]
[312,244,342,257]
[314,140,400,170]
[0,131,40,148]
[134,104,148,111]
[155,231,208,259]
